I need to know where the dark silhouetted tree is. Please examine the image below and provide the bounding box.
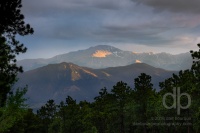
[93,88,110,133]
[0,0,34,107]
[111,81,132,133]
[190,44,200,132]
[37,99,57,133]
[134,73,156,133]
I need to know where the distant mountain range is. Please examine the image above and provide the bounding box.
[16,62,176,108]
[17,45,192,71]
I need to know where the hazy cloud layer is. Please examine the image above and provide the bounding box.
[133,0,200,13]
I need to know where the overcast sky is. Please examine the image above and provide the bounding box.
[17,0,200,59]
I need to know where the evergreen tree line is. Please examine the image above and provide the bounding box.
[6,44,199,133]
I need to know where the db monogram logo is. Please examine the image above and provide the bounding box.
[163,87,191,115]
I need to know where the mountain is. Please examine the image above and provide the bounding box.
[15,62,176,108]
[17,45,193,71]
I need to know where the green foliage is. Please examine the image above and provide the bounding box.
[93,88,110,133]
[0,87,27,133]
[110,81,132,133]
[37,99,57,133]
[190,44,200,132]
[133,73,157,133]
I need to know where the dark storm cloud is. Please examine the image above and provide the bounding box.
[21,0,141,42]
[134,0,200,13]
[93,24,181,45]
[22,0,134,17]
[21,0,200,44]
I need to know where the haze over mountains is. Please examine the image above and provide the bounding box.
[16,62,176,108]
[17,45,192,71]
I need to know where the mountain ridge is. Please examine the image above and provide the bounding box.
[17,45,192,71]
[16,62,176,108]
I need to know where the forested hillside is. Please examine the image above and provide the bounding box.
[16,62,175,108]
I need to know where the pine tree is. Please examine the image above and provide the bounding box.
[0,0,34,107]
[133,73,156,133]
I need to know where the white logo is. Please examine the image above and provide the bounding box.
[163,87,191,115]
